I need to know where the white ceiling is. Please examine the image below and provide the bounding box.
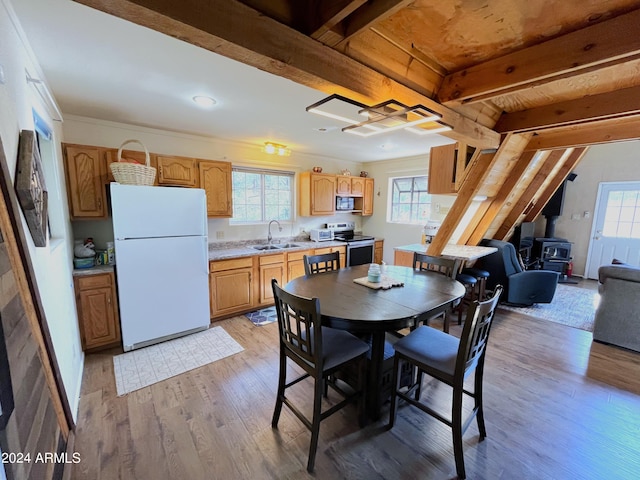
[12,0,454,162]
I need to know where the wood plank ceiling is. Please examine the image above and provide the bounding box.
[74,0,640,251]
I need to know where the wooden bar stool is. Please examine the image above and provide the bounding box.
[453,273,477,329]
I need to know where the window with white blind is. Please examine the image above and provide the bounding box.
[230,167,294,223]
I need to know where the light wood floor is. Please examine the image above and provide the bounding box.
[72,295,640,479]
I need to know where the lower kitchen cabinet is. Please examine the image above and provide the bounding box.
[286,250,308,282]
[312,245,346,269]
[258,254,285,304]
[374,240,384,264]
[74,271,121,351]
[209,257,254,318]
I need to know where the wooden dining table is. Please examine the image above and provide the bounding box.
[284,264,466,420]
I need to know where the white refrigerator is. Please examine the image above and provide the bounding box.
[111,183,210,351]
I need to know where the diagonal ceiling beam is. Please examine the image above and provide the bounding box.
[438,9,640,105]
[495,85,640,134]
[73,0,500,148]
[524,147,588,223]
[309,0,367,40]
[524,114,640,151]
[494,150,567,240]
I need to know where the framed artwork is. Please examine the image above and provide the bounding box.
[15,130,48,247]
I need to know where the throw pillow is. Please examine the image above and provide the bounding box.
[612,258,629,266]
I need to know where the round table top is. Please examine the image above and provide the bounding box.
[284,264,466,332]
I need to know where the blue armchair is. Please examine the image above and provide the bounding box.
[475,239,559,306]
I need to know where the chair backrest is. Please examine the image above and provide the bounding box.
[271,279,323,372]
[413,252,460,278]
[456,285,503,377]
[304,252,340,276]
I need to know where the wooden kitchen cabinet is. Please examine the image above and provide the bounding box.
[299,172,336,216]
[394,249,414,267]
[74,271,121,351]
[209,258,253,319]
[313,246,346,269]
[199,160,233,217]
[258,254,285,305]
[286,249,309,282]
[362,178,374,216]
[428,143,475,194]
[64,144,108,219]
[374,239,384,264]
[336,175,365,196]
[157,155,198,186]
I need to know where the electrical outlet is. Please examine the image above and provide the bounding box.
[216,231,224,239]
[571,213,581,220]
[583,211,591,219]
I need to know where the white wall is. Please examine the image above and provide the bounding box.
[539,140,640,276]
[62,116,366,246]
[0,0,83,419]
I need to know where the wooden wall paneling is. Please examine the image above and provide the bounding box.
[438,9,640,105]
[524,114,640,151]
[524,147,589,222]
[467,150,538,245]
[495,85,640,133]
[426,149,499,255]
[493,149,568,240]
[0,136,70,479]
[74,0,501,148]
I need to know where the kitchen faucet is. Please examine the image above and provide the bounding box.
[268,219,282,245]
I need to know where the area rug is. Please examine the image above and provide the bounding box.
[113,326,243,396]
[245,306,277,326]
[498,284,600,332]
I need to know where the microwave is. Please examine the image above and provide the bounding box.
[336,196,355,211]
[310,228,334,242]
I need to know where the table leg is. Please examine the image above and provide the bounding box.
[366,331,386,421]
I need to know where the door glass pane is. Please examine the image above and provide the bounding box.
[603,190,640,238]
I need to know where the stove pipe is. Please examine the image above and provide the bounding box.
[544,215,558,238]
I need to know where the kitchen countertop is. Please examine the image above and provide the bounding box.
[394,243,497,261]
[72,264,115,276]
[208,239,351,261]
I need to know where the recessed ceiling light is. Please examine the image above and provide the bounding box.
[314,126,337,133]
[192,95,216,107]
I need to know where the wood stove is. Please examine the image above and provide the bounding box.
[532,238,572,272]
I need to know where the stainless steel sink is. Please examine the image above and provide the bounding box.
[278,243,300,249]
[251,245,282,251]
[250,243,300,251]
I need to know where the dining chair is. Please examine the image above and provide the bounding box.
[413,252,461,332]
[270,279,369,473]
[387,285,503,480]
[303,251,340,276]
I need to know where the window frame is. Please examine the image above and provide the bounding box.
[387,174,432,225]
[230,166,295,225]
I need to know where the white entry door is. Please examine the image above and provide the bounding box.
[585,182,640,279]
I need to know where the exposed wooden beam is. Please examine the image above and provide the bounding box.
[466,150,538,245]
[524,114,640,151]
[73,0,500,148]
[438,9,640,105]
[334,0,414,48]
[309,0,366,40]
[495,85,640,133]
[494,150,567,240]
[427,146,501,256]
[457,198,492,245]
[524,147,588,222]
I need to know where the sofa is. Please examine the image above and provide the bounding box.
[593,264,640,353]
[475,239,559,306]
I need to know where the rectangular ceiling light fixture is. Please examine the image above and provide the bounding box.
[306,94,452,137]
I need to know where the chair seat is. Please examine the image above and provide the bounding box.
[456,273,477,285]
[462,267,490,278]
[393,325,459,377]
[303,327,370,371]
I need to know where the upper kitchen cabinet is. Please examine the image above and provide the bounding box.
[199,160,233,217]
[362,178,374,216]
[428,143,475,194]
[157,155,198,187]
[299,172,336,216]
[336,175,365,196]
[63,144,108,219]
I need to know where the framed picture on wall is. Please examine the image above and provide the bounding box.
[15,130,48,247]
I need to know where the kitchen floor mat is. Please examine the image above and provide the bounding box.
[245,306,278,326]
[113,326,243,396]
